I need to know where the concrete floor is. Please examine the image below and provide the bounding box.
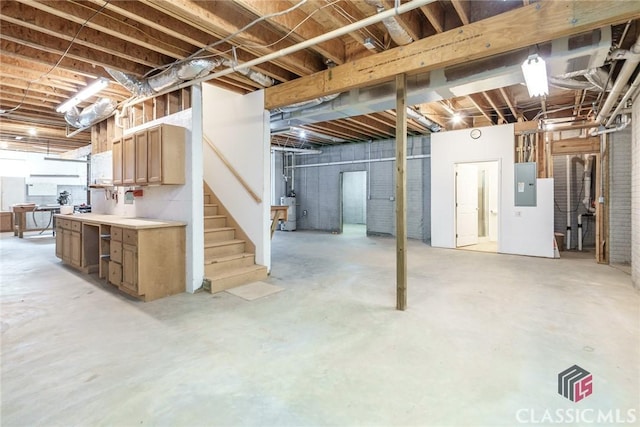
[1,229,638,426]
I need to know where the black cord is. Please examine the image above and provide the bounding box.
[0,0,112,116]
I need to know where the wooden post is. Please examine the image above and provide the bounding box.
[396,74,407,311]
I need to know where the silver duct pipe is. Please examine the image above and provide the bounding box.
[365,0,413,46]
[148,58,222,92]
[595,34,640,124]
[549,68,610,92]
[221,59,274,87]
[406,107,441,132]
[271,93,340,113]
[64,98,117,128]
[107,57,274,98]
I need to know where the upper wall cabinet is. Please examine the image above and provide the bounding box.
[112,124,185,186]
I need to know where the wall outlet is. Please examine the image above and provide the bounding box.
[389,196,395,201]
[302,210,307,216]
[515,211,521,217]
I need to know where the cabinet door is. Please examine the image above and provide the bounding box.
[147,126,162,184]
[55,227,63,258]
[112,139,123,186]
[62,229,72,263]
[71,231,82,268]
[123,134,136,185]
[122,244,138,293]
[135,131,148,185]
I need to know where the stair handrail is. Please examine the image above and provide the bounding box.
[203,135,262,204]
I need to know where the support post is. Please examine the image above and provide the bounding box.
[396,74,407,311]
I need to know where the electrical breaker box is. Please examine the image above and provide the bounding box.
[515,162,537,207]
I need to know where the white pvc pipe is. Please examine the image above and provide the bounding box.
[271,146,322,154]
[566,155,571,250]
[122,0,438,109]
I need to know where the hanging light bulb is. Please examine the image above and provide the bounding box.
[521,54,549,97]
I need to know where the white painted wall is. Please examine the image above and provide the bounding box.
[431,124,555,258]
[91,107,204,292]
[201,85,270,270]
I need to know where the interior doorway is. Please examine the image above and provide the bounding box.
[341,171,367,236]
[455,161,499,252]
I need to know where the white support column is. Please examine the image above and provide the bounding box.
[189,84,205,292]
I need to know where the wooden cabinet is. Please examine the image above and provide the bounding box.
[56,214,186,301]
[135,131,148,185]
[56,219,84,269]
[111,124,184,187]
[121,244,138,293]
[122,134,136,185]
[112,139,122,186]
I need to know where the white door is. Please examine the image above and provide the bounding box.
[456,164,479,247]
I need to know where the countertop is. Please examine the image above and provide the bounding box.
[53,213,186,229]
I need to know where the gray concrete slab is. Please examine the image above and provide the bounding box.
[1,230,638,426]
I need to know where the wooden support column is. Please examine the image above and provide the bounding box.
[396,74,407,311]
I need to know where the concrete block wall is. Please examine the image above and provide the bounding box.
[288,136,430,241]
[552,155,595,249]
[608,128,632,264]
[632,96,639,289]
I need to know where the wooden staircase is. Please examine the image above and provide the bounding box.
[203,184,267,293]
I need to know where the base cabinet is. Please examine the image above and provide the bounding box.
[55,214,185,302]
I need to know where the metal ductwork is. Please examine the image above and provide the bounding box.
[106,57,274,98]
[271,94,341,114]
[64,98,117,128]
[270,27,613,134]
[550,68,611,91]
[406,107,441,132]
[220,59,274,87]
[365,0,413,46]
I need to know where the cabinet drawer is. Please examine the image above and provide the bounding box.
[111,227,122,241]
[70,220,81,232]
[109,261,122,286]
[123,229,137,246]
[110,241,122,263]
[59,219,70,229]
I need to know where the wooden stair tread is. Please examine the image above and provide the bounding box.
[204,215,225,219]
[204,252,254,265]
[206,264,267,281]
[203,203,218,207]
[204,239,244,248]
[204,227,235,233]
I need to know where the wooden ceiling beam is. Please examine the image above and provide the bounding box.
[0,22,149,75]
[143,0,325,76]
[2,3,168,69]
[83,0,294,83]
[232,0,345,65]
[420,3,445,33]
[265,1,640,109]
[498,87,520,120]
[481,91,507,123]
[299,0,385,49]
[467,94,493,124]
[450,0,471,25]
[0,40,119,82]
[14,0,188,59]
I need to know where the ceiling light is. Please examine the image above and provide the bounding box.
[28,128,37,136]
[15,136,23,140]
[452,113,462,124]
[56,78,109,114]
[521,54,548,97]
[299,130,307,138]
